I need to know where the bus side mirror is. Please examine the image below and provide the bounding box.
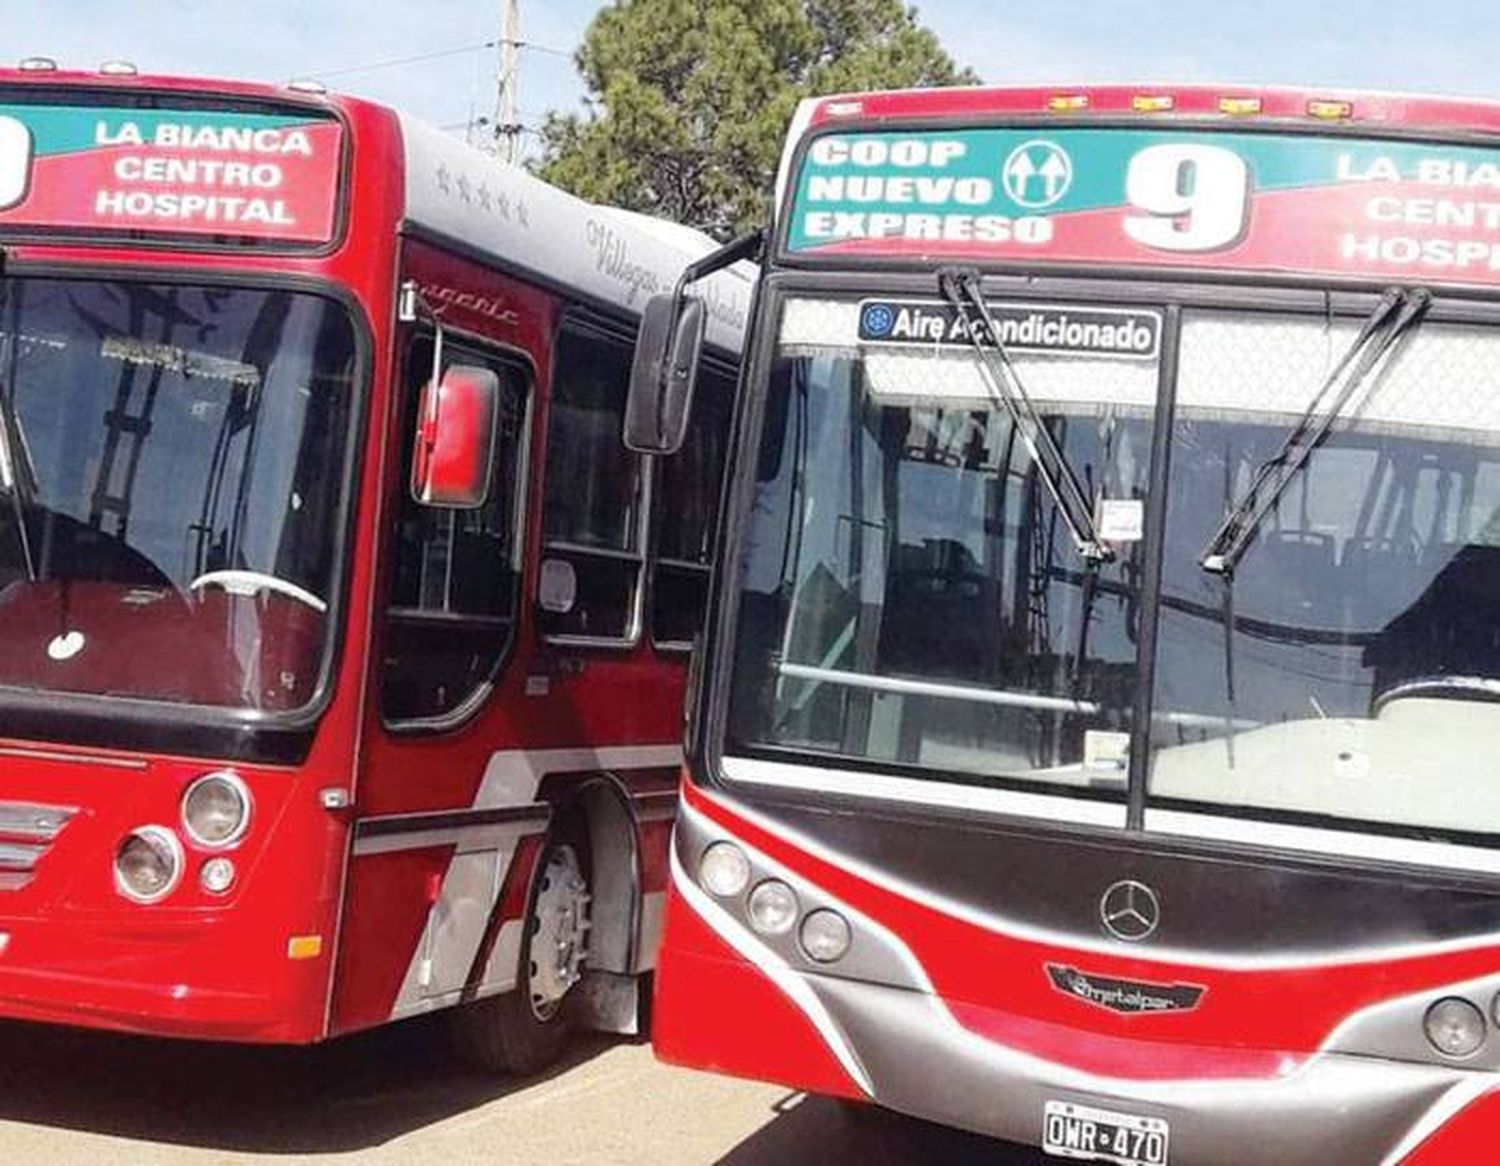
[411,364,500,508]
[625,293,706,455]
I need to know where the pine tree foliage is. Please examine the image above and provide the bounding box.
[536,0,977,236]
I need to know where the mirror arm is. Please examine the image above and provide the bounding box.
[398,279,448,456]
[655,230,763,440]
[669,228,764,310]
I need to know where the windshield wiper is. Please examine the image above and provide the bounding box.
[1200,287,1431,577]
[939,267,1112,563]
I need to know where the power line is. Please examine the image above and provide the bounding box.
[312,36,569,81]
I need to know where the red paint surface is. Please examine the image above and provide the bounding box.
[653,878,863,1100]
[1397,1090,1500,1163]
[807,84,1500,134]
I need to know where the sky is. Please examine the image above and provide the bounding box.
[6,1,1500,161]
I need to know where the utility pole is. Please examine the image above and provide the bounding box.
[494,0,522,164]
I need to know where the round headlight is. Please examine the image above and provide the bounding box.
[114,826,183,904]
[1425,997,1486,1059]
[747,880,799,936]
[800,909,852,963]
[182,771,251,848]
[700,842,751,898]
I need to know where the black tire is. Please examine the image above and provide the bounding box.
[452,824,591,1075]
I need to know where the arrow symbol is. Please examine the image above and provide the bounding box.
[1040,152,1069,199]
[1008,151,1037,198]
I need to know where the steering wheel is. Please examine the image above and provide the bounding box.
[188,569,328,613]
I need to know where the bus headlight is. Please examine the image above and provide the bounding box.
[747,880,799,936]
[114,826,184,904]
[1425,997,1486,1059]
[699,842,751,898]
[181,771,251,848]
[800,909,852,963]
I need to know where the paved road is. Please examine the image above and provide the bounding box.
[0,1017,1049,1164]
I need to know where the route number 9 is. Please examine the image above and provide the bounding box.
[0,116,31,211]
[1124,144,1249,252]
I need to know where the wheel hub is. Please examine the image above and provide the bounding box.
[528,843,590,1021]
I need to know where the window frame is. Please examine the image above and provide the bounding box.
[539,310,651,650]
[649,354,738,654]
[380,324,534,734]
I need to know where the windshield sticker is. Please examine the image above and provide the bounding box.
[1095,499,1145,543]
[858,298,1161,360]
[788,127,1500,288]
[100,336,261,387]
[0,102,342,245]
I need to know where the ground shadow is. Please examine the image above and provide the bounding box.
[715,1093,1049,1166]
[0,1014,633,1154]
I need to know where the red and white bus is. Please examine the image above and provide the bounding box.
[640,84,1500,1162]
[0,60,749,1068]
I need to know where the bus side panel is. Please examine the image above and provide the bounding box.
[329,238,688,1034]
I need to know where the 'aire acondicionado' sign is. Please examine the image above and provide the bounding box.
[0,101,343,245]
[786,126,1500,286]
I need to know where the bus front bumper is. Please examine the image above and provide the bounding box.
[0,913,328,1043]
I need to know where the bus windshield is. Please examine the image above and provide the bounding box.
[728,295,1159,795]
[0,277,357,714]
[729,294,1500,841]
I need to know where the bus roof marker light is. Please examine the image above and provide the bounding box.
[1424,997,1486,1059]
[1218,96,1263,116]
[1308,99,1355,120]
[1132,95,1175,113]
[287,78,329,95]
[699,842,751,899]
[98,60,138,76]
[1048,94,1090,113]
[823,100,864,118]
[17,57,58,72]
[800,909,852,963]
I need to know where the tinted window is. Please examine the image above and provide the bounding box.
[381,336,527,724]
[539,320,642,641]
[0,277,355,713]
[652,362,734,646]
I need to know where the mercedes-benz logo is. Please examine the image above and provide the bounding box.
[1099,880,1160,943]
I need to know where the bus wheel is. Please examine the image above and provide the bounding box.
[455,836,592,1074]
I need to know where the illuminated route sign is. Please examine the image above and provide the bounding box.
[786,127,1500,286]
[0,101,343,245]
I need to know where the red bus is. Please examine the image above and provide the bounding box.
[0,60,749,1070]
[638,84,1500,1163]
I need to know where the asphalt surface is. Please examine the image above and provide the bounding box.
[0,1017,1050,1164]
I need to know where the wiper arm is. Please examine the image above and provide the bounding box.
[939,266,1112,563]
[1200,287,1431,577]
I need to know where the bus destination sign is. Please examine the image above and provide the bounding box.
[0,101,343,245]
[788,127,1500,287]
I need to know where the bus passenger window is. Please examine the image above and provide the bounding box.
[381,336,528,725]
[652,362,734,648]
[540,319,643,642]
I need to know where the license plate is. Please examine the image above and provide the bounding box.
[1042,1100,1169,1166]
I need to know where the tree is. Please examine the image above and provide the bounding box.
[535,0,977,237]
